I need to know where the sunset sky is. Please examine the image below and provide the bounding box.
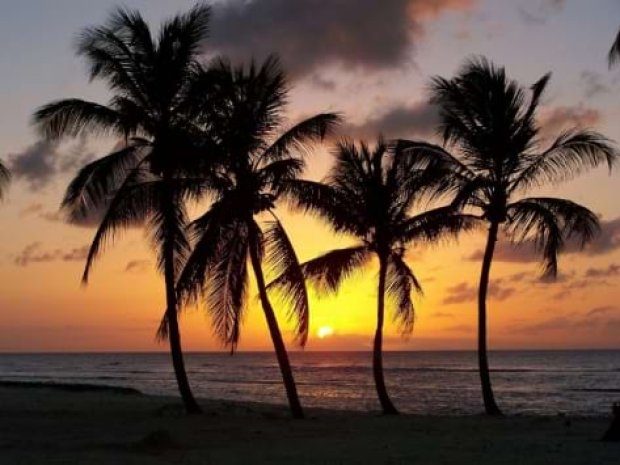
[0,0,618,352]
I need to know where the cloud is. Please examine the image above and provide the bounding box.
[39,208,106,229]
[125,259,150,274]
[7,139,95,191]
[14,242,89,267]
[518,0,566,25]
[510,311,620,335]
[442,280,515,305]
[580,71,612,99]
[587,306,617,317]
[210,0,476,78]
[468,216,620,264]
[344,101,438,139]
[585,264,620,279]
[8,141,60,190]
[538,105,602,137]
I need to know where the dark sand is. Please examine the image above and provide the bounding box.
[0,383,618,464]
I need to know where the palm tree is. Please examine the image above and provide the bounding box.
[608,27,620,67]
[175,57,340,419]
[32,3,214,414]
[400,58,617,415]
[271,138,476,414]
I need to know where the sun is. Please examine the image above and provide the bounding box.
[317,326,334,339]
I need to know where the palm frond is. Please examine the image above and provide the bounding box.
[397,206,481,244]
[281,179,362,235]
[32,99,126,139]
[270,245,371,297]
[511,130,617,192]
[259,158,305,192]
[61,144,148,221]
[81,170,159,283]
[385,254,421,335]
[506,197,599,277]
[148,193,192,279]
[176,197,240,303]
[205,219,250,350]
[609,28,620,68]
[392,139,474,179]
[261,113,341,161]
[263,218,309,346]
[0,161,10,200]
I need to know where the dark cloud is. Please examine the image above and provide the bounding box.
[125,259,150,274]
[7,139,96,191]
[344,101,438,140]
[39,209,106,229]
[442,280,515,305]
[467,217,620,264]
[8,141,59,190]
[14,242,89,267]
[585,264,620,279]
[580,71,612,99]
[210,0,476,78]
[518,0,566,25]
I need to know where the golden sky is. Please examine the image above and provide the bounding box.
[0,0,618,352]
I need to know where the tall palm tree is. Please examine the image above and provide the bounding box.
[174,57,340,419]
[271,139,476,414]
[608,27,620,67]
[400,58,617,415]
[32,3,214,414]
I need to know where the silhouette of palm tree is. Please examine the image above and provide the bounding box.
[608,28,620,67]
[174,57,340,419]
[32,3,214,414]
[400,58,617,415]
[271,138,475,414]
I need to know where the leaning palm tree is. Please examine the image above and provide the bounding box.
[608,27,620,67]
[400,58,617,415]
[32,3,214,414]
[271,139,475,414]
[174,56,340,419]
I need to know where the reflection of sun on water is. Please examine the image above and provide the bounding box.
[317,326,334,339]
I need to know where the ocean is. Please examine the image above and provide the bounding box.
[1,351,618,416]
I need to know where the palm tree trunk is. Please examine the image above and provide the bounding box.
[162,213,201,414]
[248,238,305,419]
[374,254,399,415]
[478,221,502,416]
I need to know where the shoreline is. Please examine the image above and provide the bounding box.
[1,383,618,464]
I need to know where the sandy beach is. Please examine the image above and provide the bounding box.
[0,383,618,465]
